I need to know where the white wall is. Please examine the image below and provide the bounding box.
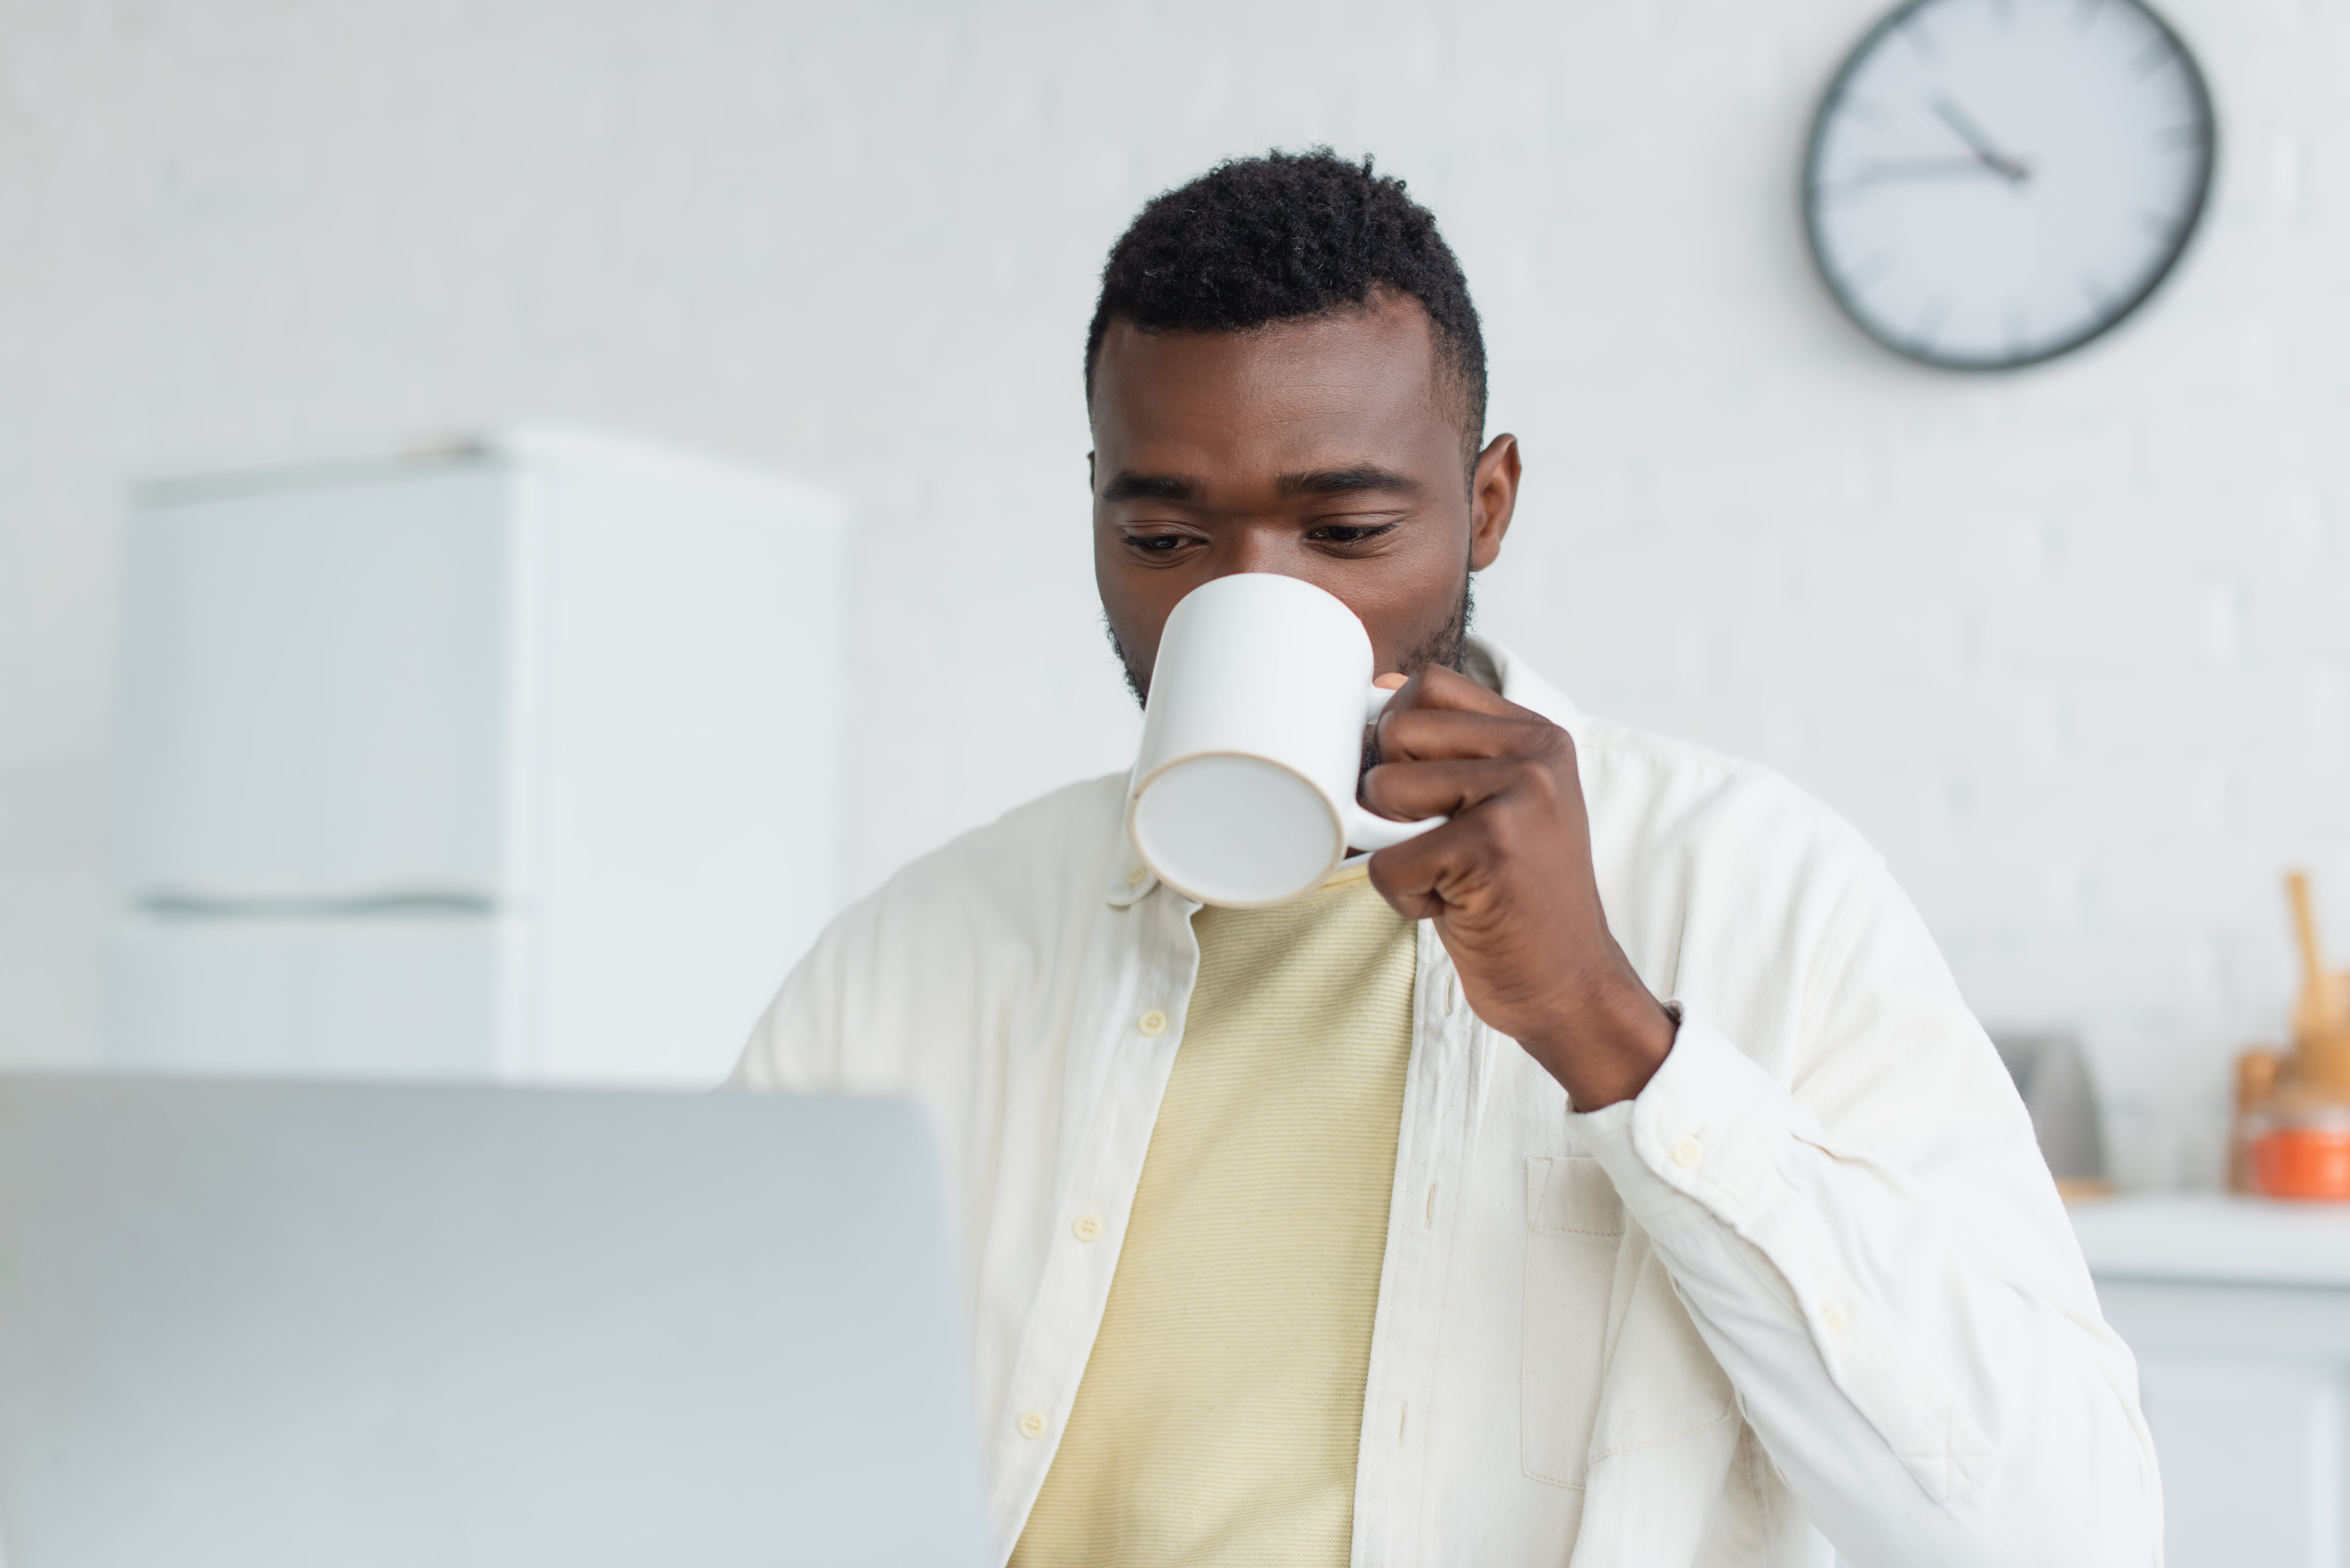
[2,0,2343,1183]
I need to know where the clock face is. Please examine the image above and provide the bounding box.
[1805,0,2215,369]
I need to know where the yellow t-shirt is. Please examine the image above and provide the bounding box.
[1011,865,1418,1568]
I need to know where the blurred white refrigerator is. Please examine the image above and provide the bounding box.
[102,429,847,1087]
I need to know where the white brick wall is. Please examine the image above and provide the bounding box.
[2,0,2343,1182]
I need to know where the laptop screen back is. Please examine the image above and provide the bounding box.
[0,1077,988,1568]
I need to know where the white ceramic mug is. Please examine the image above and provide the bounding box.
[1124,573,1446,908]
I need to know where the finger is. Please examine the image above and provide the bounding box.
[1367,856,1447,923]
[1376,704,1563,764]
[1361,754,1558,823]
[1365,808,1512,921]
[1373,671,1408,691]
[1379,663,1528,720]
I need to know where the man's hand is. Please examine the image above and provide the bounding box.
[1361,666,1676,1110]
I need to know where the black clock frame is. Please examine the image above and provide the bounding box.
[1801,0,2218,372]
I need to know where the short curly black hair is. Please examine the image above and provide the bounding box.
[1085,148,1487,474]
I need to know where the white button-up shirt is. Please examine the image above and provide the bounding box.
[735,641,2160,1568]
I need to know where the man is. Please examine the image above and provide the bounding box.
[737,150,2158,1567]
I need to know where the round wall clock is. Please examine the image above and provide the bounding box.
[1804,0,2215,370]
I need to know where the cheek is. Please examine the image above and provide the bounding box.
[1094,545,1168,669]
[1354,560,1469,669]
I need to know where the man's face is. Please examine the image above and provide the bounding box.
[1089,291,1520,703]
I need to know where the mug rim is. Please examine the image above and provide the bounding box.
[1126,748,1346,910]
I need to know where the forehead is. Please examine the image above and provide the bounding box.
[1088,296,1453,471]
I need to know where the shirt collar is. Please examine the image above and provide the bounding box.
[1105,852,1158,908]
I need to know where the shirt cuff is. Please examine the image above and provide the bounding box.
[1567,1004,1798,1238]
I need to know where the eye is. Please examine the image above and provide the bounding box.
[1308,521,1399,546]
[1122,530,1200,557]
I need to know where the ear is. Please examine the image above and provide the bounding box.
[1468,433,1520,571]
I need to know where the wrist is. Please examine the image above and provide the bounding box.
[1522,971,1677,1111]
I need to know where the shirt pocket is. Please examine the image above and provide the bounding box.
[1520,1154,1625,1489]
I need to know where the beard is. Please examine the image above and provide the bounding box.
[1106,567,1475,712]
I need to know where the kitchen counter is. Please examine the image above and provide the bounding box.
[2069,1193,2350,1568]
[2070,1191,2350,1288]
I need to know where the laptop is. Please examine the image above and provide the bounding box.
[0,1076,990,1568]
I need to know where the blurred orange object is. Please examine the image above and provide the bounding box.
[2248,1108,2350,1201]
[2235,874,2350,1200]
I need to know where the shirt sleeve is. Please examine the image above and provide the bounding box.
[1570,866,2163,1568]
[731,883,880,1093]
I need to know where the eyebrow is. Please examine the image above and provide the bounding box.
[1099,464,1421,503]
[1276,464,1421,497]
[1100,470,1200,502]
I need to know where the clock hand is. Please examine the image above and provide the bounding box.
[1846,155,2018,186]
[1931,97,2031,183]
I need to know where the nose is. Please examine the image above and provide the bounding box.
[1203,522,1298,582]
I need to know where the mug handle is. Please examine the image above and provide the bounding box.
[1349,685,1448,851]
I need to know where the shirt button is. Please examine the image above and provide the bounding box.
[1444,974,1458,1016]
[1125,865,1148,888]
[1669,1135,1703,1171]
[1017,1410,1048,1439]
[1072,1214,1102,1242]
[1820,1301,1848,1337]
[1137,1009,1168,1037]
